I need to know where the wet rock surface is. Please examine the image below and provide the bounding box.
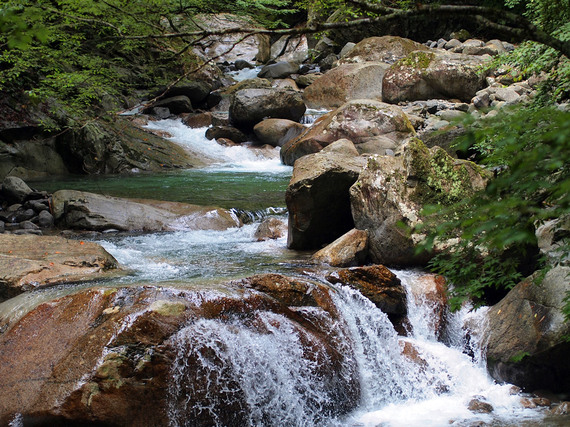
[0,275,360,425]
[0,234,121,302]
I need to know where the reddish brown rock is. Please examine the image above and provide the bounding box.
[0,234,121,302]
[327,264,407,316]
[0,275,360,425]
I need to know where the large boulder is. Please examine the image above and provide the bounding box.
[339,36,429,65]
[382,50,490,103]
[286,140,366,250]
[229,88,306,130]
[326,264,407,318]
[142,95,193,115]
[312,228,368,267]
[485,266,570,392]
[0,234,121,302]
[0,275,360,425]
[51,190,240,232]
[253,119,307,147]
[1,176,34,202]
[280,99,415,166]
[302,63,391,109]
[350,138,489,266]
[0,137,69,181]
[56,117,207,174]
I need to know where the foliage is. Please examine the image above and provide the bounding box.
[0,0,298,130]
[488,22,570,102]
[418,106,570,310]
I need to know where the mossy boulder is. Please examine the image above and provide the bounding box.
[339,36,429,65]
[302,63,391,109]
[280,99,415,166]
[382,50,490,103]
[350,138,490,266]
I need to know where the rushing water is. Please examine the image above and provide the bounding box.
[9,119,558,425]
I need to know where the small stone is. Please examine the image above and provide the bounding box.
[151,107,171,119]
[12,229,43,235]
[468,398,494,414]
[25,199,49,212]
[0,221,4,233]
[20,220,40,230]
[531,397,551,407]
[38,210,54,228]
[15,209,35,223]
[254,217,287,241]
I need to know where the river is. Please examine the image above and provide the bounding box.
[18,119,556,426]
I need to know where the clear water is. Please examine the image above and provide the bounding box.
[6,119,558,426]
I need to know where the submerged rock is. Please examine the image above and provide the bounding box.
[0,275,360,425]
[0,234,121,302]
[326,264,407,317]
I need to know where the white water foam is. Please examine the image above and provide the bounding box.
[144,119,292,173]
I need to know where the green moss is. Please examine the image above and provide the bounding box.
[407,139,483,206]
[397,51,435,70]
[509,350,531,363]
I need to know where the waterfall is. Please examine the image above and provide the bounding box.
[165,272,543,427]
[144,119,291,173]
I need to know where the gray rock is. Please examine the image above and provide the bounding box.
[0,221,4,233]
[25,200,49,212]
[2,176,34,202]
[253,217,287,241]
[38,210,55,228]
[339,42,356,58]
[281,99,415,166]
[303,62,390,110]
[151,107,171,119]
[51,190,241,232]
[493,87,521,103]
[350,139,489,265]
[382,51,490,103]
[253,119,306,148]
[20,220,39,230]
[205,126,249,143]
[444,39,462,50]
[144,95,193,115]
[340,36,428,65]
[229,88,306,130]
[535,215,570,265]
[258,61,300,79]
[15,209,35,223]
[286,139,366,249]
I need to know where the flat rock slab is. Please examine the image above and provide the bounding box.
[0,234,121,302]
[51,190,241,232]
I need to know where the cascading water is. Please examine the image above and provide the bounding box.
[14,119,554,426]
